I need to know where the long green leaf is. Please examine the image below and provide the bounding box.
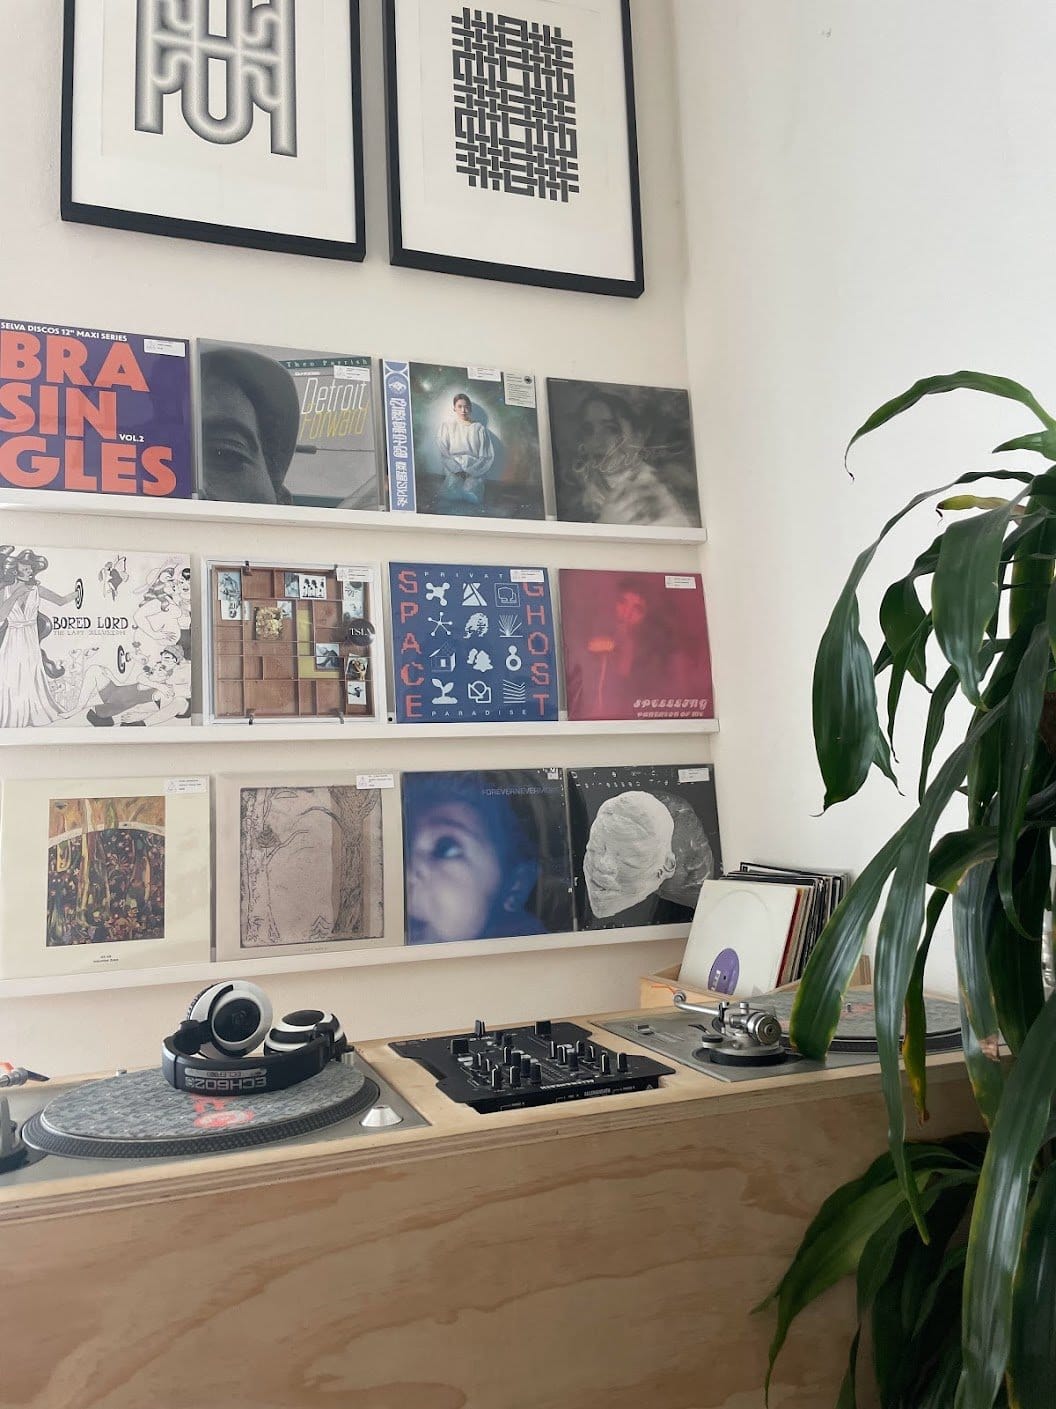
[957,995,1056,1409]
[996,625,1051,931]
[929,827,1000,894]
[953,862,1006,1127]
[846,373,1055,466]
[988,831,1047,1055]
[836,1332,859,1409]
[904,889,949,1120]
[920,665,961,804]
[994,430,1056,457]
[791,820,910,1060]
[932,502,1018,706]
[1007,1161,1056,1409]
[873,707,1005,1235]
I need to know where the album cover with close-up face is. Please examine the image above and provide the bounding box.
[196,340,382,510]
[383,360,545,519]
[204,560,386,723]
[215,772,399,962]
[548,377,702,528]
[0,545,192,729]
[567,764,722,930]
[401,769,573,946]
[560,568,715,722]
[0,775,211,978]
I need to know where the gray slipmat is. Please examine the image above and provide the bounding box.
[22,1063,378,1160]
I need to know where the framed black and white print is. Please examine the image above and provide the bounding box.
[384,0,644,297]
[61,0,366,262]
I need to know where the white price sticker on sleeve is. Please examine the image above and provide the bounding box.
[332,364,371,381]
[144,338,186,357]
[510,568,544,584]
[357,773,395,791]
[468,365,503,382]
[665,575,698,590]
[678,767,711,784]
[165,777,208,795]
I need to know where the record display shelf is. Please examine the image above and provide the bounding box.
[0,718,720,748]
[0,488,709,547]
[0,922,687,999]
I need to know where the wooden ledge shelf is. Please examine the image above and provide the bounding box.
[0,717,720,747]
[0,488,709,546]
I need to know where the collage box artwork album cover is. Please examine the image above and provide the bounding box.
[0,775,211,979]
[389,562,558,723]
[0,317,193,498]
[402,769,574,945]
[560,569,715,721]
[197,341,382,511]
[548,378,702,528]
[207,561,382,722]
[567,765,722,930]
[239,785,384,951]
[384,361,545,518]
[0,546,192,729]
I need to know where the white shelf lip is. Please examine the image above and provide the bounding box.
[0,924,687,999]
[0,489,708,546]
[0,718,719,747]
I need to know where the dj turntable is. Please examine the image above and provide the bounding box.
[602,988,963,1083]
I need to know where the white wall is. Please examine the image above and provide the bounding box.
[674,0,1056,994]
[0,0,697,1075]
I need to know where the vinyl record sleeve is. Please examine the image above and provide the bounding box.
[568,764,722,930]
[0,545,192,729]
[548,377,701,527]
[215,771,400,961]
[203,560,386,724]
[389,562,558,723]
[678,879,799,998]
[0,317,192,499]
[0,776,211,978]
[401,768,573,945]
[383,360,545,518]
[560,569,714,721]
[197,341,381,510]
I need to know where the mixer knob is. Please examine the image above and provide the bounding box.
[502,1045,515,1065]
[549,1040,559,1059]
[556,1045,568,1065]
[520,1055,532,1077]
[471,1051,483,1073]
[474,1019,487,1039]
[530,1061,542,1085]
[490,1068,504,1090]
[576,1040,588,1057]
[599,1053,612,1076]
[535,1020,552,1037]
[587,1044,598,1063]
[567,1052,579,1073]
[450,1037,470,1057]
[616,1052,629,1074]
[509,1065,522,1088]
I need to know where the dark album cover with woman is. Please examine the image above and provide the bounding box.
[547,378,701,528]
[568,765,722,930]
[402,769,573,945]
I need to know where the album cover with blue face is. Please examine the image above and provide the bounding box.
[567,764,722,930]
[402,769,574,945]
[389,562,558,723]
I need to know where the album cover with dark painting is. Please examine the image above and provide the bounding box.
[383,361,545,518]
[215,774,394,962]
[197,341,382,511]
[567,764,722,930]
[401,769,574,945]
[547,378,702,528]
[560,568,715,721]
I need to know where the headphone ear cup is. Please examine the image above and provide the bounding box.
[186,983,228,1024]
[265,1010,345,1056]
[200,982,272,1058]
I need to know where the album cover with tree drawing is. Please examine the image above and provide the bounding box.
[203,560,386,724]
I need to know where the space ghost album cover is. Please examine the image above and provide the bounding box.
[401,769,573,945]
[567,764,722,930]
[548,378,702,528]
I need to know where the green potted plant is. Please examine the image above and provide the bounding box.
[763,373,1056,1409]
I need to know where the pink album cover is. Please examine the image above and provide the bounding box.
[560,570,715,722]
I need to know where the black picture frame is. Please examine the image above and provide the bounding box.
[60,0,367,263]
[384,0,644,298]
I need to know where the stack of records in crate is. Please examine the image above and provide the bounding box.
[727,863,847,987]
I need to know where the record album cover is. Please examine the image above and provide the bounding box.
[204,561,385,723]
[548,378,701,528]
[0,775,211,978]
[384,361,545,519]
[0,317,192,498]
[402,769,573,945]
[197,340,382,510]
[560,569,714,721]
[0,546,192,729]
[568,764,722,930]
[390,562,558,723]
